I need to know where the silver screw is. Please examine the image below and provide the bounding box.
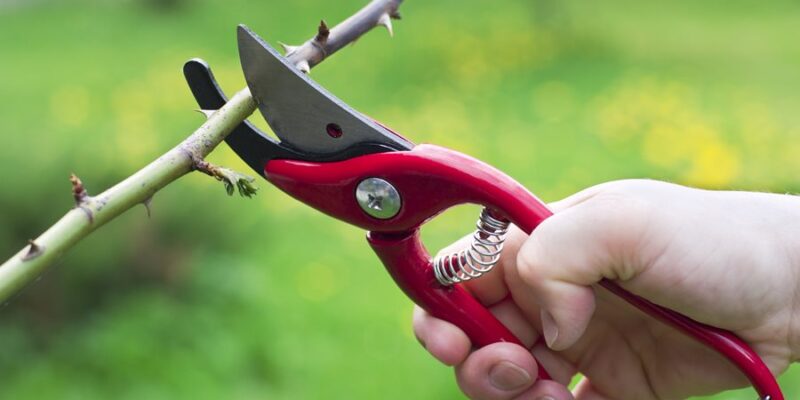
[355,178,401,219]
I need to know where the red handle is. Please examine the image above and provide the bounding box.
[264,144,781,398]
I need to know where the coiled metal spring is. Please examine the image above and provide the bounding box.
[433,208,510,286]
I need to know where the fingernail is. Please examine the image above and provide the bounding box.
[488,361,531,391]
[541,310,559,349]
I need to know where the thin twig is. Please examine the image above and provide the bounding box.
[0,0,403,303]
[0,88,256,303]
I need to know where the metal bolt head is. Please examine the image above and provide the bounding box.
[355,178,401,219]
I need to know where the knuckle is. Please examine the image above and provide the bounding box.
[584,180,661,272]
[587,180,656,223]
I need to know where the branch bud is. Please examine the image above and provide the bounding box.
[70,173,89,205]
[315,20,330,43]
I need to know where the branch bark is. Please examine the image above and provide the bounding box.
[0,0,403,304]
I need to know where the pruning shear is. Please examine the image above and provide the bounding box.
[183,25,782,399]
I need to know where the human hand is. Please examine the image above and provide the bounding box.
[413,179,800,399]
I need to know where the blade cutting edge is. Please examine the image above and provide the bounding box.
[237,25,413,156]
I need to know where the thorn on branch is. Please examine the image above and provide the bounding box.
[377,13,394,37]
[142,196,153,218]
[195,109,217,119]
[390,10,402,20]
[192,156,258,198]
[295,60,311,74]
[70,173,89,205]
[279,42,299,56]
[21,240,44,262]
[315,20,330,43]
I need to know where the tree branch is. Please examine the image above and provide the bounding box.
[0,0,404,304]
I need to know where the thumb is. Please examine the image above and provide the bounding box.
[515,190,653,351]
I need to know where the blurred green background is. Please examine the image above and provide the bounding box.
[1,0,799,398]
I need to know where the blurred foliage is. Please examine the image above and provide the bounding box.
[1,0,799,399]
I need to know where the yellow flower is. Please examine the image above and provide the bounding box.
[683,135,740,188]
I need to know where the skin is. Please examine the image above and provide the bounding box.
[412,179,800,400]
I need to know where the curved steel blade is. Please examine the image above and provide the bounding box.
[237,25,413,156]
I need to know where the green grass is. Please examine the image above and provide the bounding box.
[1,0,800,398]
